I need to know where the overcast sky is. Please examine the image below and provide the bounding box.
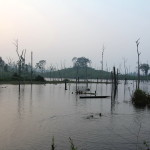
[0,0,150,72]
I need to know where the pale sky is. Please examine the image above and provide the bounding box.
[0,0,150,72]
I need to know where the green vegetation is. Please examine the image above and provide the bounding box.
[132,89,150,107]
[1,55,150,83]
[44,67,111,79]
[143,141,150,150]
[72,57,91,68]
[140,64,150,76]
[34,75,45,82]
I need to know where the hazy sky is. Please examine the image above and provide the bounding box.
[0,0,150,72]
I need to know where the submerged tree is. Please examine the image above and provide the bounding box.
[101,45,105,71]
[13,40,26,76]
[136,38,141,89]
[13,39,26,90]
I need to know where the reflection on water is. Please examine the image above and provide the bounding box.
[0,81,150,150]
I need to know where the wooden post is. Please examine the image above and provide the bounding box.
[76,78,77,92]
[113,67,116,87]
[101,45,105,71]
[78,77,79,83]
[117,68,119,85]
[65,80,67,90]
[111,71,113,84]
[31,51,33,84]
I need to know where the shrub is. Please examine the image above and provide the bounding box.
[34,75,45,82]
[11,73,22,81]
[63,78,70,82]
[132,89,148,107]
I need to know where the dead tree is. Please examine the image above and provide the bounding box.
[136,38,141,89]
[122,57,127,75]
[122,57,128,84]
[101,45,105,71]
[13,40,26,89]
[31,51,33,84]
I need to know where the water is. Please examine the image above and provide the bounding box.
[0,81,150,150]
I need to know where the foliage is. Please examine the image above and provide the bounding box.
[132,89,150,107]
[63,78,70,82]
[140,64,150,75]
[143,141,150,150]
[0,57,5,68]
[34,75,45,82]
[35,60,46,73]
[72,57,77,67]
[44,67,111,79]
[72,57,91,68]
[11,73,22,81]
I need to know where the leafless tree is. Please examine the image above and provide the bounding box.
[35,60,46,74]
[101,45,105,71]
[13,40,26,75]
[136,38,141,89]
[122,57,127,75]
[13,39,26,89]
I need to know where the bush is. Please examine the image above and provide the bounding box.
[132,89,149,107]
[63,78,70,82]
[34,75,45,82]
[11,73,22,81]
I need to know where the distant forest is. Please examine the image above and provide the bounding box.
[0,55,150,82]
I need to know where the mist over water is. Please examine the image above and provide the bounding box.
[0,81,150,150]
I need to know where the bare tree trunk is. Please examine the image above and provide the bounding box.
[13,39,26,90]
[136,39,141,89]
[101,45,105,71]
[13,40,21,90]
[31,51,33,84]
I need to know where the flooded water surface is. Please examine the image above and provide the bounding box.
[0,81,150,150]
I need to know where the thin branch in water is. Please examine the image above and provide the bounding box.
[136,122,142,150]
[69,137,77,150]
[51,136,56,150]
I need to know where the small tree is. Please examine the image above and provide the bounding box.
[7,57,16,72]
[72,57,77,67]
[35,60,46,73]
[0,57,5,79]
[140,63,149,76]
[0,57,5,67]
[0,57,5,71]
[72,57,91,68]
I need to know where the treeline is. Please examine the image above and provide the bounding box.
[1,55,150,82]
[44,67,111,80]
[43,67,150,80]
[0,56,33,81]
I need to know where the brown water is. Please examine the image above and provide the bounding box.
[0,81,150,150]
